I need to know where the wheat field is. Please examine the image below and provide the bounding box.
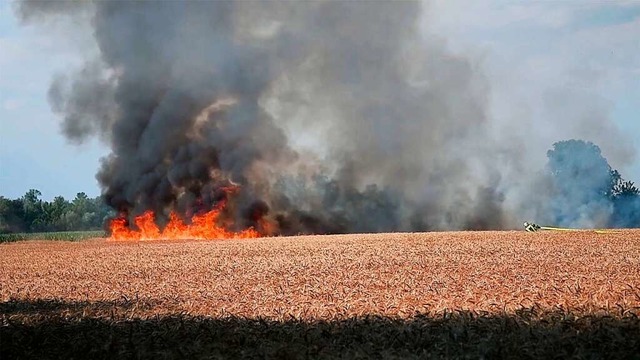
[2,230,639,358]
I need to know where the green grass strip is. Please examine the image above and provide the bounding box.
[0,231,105,243]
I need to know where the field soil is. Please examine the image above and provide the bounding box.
[2,230,639,359]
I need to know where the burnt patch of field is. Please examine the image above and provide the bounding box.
[2,230,639,358]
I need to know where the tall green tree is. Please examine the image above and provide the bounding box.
[610,170,640,227]
[21,189,47,231]
[547,140,639,228]
[0,196,26,233]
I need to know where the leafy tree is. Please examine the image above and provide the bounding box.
[547,140,612,199]
[546,140,613,227]
[21,189,47,231]
[0,196,26,233]
[547,140,639,228]
[47,196,71,231]
[611,170,640,197]
[609,170,640,227]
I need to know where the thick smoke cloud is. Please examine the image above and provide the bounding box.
[15,1,635,232]
[545,140,614,228]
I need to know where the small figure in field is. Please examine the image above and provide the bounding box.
[523,222,541,232]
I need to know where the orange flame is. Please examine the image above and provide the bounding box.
[109,209,259,241]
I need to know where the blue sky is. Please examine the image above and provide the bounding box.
[1,1,106,200]
[1,1,639,201]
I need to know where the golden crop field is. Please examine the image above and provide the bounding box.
[2,230,639,359]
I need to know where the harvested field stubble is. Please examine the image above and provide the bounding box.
[2,230,640,358]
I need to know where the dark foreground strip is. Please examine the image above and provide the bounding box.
[2,299,639,359]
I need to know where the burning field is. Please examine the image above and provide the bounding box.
[17,0,640,238]
[2,230,639,358]
[4,1,640,358]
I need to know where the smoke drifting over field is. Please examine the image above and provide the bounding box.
[16,1,636,232]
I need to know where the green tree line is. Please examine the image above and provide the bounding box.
[0,190,114,234]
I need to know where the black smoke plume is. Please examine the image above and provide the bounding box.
[15,1,637,232]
